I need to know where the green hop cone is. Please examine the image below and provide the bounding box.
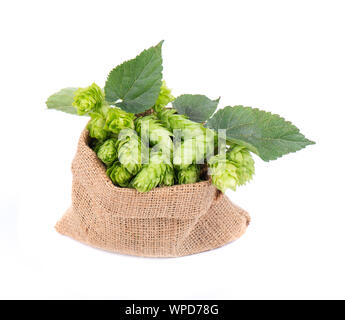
[156,108,216,167]
[73,83,104,115]
[135,115,173,158]
[227,145,255,185]
[97,138,117,166]
[87,113,108,141]
[161,165,175,186]
[173,132,216,168]
[208,154,239,192]
[106,161,133,187]
[87,104,111,141]
[153,80,175,111]
[131,151,172,192]
[173,139,196,167]
[116,128,146,175]
[177,164,200,184]
[173,136,212,168]
[156,108,200,136]
[89,138,103,153]
[104,107,135,135]
[156,107,216,141]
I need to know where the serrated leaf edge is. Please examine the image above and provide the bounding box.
[207,105,315,161]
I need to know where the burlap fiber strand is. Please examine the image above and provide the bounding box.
[55,129,250,257]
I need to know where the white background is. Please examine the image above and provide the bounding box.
[1,0,344,299]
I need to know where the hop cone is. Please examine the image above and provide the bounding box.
[87,112,108,141]
[161,165,175,186]
[97,138,117,166]
[156,108,204,138]
[227,145,255,185]
[156,108,216,167]
[173,134,215,168]
[177,164,200,184]
[135,115,173,157]
[89,138,104,154]
[106,161,133,187]
[208,154,239,192]
[131,151,172,192]
[73,83,104,115]
[104,107,135,135]
[154,81,175,110]
[116,128,146,175]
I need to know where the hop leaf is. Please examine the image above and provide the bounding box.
[116,128,146,175]
[206,105,315,161]
[177,165,200,184]
[46,87,79,115]
[104,42,163,114]
[104,107,135,135]
[208,154,239,192]
[227,145,255,185]
[72,83,104,115]
[97,138,117,166]
[172,94,219,123]
[106,161,133,187]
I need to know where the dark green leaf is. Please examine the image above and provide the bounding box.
[206,105,315,161]
[173,94,219,122]
[104,41,163,114]
[46,87,78,115]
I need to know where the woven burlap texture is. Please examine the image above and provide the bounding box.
[55,129,250,257]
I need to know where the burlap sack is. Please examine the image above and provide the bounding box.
[55,129,250,257]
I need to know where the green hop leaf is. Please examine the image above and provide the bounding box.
[206,105,315,161]
[172,94,219,123]
[177,164,200,184]
[226,145,255,185]
[97,138,117,166]
[46,87,79,115]
[116,128,147,175]
[104,107,135,135]
[72,83,104,115]
[208,154,239,192]
[104,41,163,114]
[106,161,133,187]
